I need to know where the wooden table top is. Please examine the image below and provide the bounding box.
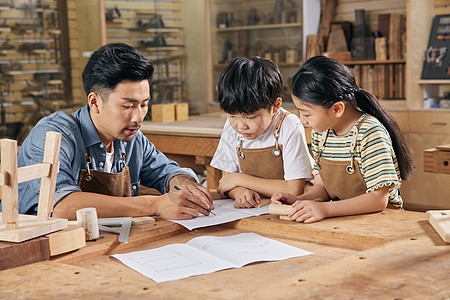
[0,209,449,299]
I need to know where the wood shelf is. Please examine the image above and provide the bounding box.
[216,22,302,33]
[418,79,450,84]
[342,59,406,65]
[214,62,302,68]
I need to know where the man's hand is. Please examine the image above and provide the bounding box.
[217,173,244,198]
[233,188,261,208]
[164,175,213,219]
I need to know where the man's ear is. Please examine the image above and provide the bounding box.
[272,97,282,113]
[331,101,345,117]
[88,92,101,113]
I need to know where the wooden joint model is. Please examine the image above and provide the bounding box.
[0,131,67,242]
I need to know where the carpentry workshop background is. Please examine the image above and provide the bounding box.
[0,0,449,298]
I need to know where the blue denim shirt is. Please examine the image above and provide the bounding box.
[16,104,198,215]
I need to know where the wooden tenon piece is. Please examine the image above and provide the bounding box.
[427,210,450,243]
[0,131,67,243]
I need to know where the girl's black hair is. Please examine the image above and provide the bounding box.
[82,43,154,100]
[217,56,283,114]
[292,56,414,180]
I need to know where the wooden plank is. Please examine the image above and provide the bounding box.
[0,237,49,271]
[427,210,450,243]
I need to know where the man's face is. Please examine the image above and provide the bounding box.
[90,80,150,148]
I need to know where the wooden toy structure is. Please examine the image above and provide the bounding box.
[0,131,67,242]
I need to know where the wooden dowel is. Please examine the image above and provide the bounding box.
[268,204,292,216]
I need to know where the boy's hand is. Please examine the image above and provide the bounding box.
[233,188,261,208]
[217,173,243,197]
[289,200,327,223]
[271,192,297,205]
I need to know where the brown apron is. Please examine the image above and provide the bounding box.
[78,151,132,197]
[237,112,288,180]
[315,117,368,201]
[68,113,132,197]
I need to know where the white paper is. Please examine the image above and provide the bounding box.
[169,199,269,230]
[112,233,313,283]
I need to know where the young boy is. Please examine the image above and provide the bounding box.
[210,56,314,208]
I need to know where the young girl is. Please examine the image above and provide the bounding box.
[210,56,314,208]
[271,56,414,223]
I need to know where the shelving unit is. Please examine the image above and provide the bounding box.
[104,0,187,104]
[0,0,72,141]
[207,0,320,107]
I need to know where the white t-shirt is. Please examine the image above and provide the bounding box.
[105,146,114,173]
[210,108,314,181]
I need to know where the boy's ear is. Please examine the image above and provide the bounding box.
[272,97,282,113]
[88,92,101,113]
[331,101,345,117]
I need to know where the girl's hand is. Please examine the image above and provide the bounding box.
[271,192,297,205]
[289,200,328,223]
[233,189,261,208]
[217,173,242,197]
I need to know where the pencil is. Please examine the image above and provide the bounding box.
[174,185,216,215]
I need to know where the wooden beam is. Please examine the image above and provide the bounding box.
[0,139,18,230]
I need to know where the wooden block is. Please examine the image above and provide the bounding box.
[279,215,291,220]
[0,213,68,243]
[1,139,19,230]
[131,217,156,226]
[424,148,450,174]
[151,103,175,123]
[0,237,49,271]
[175,103,189,121]
[46,226,86,256]
[375,37,387,61]
[427,210,450,243]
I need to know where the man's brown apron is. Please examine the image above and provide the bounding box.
[68,113,131,197]
[315,117,368,200]
[236,112,288,180]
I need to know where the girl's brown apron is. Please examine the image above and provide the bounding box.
[315,117,367,200]
[68,113,131,197]
[236,112,288,180]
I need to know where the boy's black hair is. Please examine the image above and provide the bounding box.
[217,56,283,114]
[82,43,154,100]
[292,56,415,180]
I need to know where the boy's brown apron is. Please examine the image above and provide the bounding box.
[315,117,367,200]
[68,113,132,197]
[236,112,288,180]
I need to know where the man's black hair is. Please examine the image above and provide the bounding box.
[82,43,154,100]
[217,56,283,114]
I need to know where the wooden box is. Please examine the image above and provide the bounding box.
[151,103,175,123]
[175,103,189,121]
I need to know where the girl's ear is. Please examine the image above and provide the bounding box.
[88,92,101,113]
[272,97,282,113]
[331,101,345,117]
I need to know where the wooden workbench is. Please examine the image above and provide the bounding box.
[141,113,226,189]
[140,113,312,189]
[0,209,449,299]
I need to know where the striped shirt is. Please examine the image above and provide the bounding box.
[312,113,402,208]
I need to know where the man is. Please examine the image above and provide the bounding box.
[17,43,213,220]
